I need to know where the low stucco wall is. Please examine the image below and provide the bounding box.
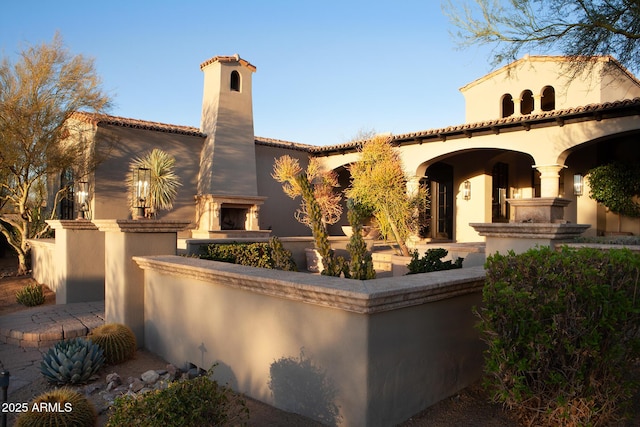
[134,255,485,426]
[28,238,56,290]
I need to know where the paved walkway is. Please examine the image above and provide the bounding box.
[0,301,105,397]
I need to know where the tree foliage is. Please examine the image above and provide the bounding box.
[0,33,111,273]
[445,0,640,73]
[587,162,640,231]
[346,135,427,257]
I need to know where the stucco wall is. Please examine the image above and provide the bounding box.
[254,143,313,237]
[461,56,640,123]
[91,125,202,228]
[134,255,485,426]
[29,239,55,291]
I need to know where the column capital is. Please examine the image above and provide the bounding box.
[532,164,567,198]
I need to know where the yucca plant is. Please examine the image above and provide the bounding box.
[127,148,181,218]
[41,337,105,384]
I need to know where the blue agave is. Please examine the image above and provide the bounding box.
[41,337,105,384]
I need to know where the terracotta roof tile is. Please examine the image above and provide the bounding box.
[199,54,257,72]
[315,97,640,153]
[71,112,206,137]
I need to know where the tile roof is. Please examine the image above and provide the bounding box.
[254,136,317,152]
[72,96,640,155]
[314,97,640,154]
[71,112,206,137]
[199,54,257,72]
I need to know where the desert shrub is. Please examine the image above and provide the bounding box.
[88,323,137,365]
[200,237,297,271]
[106,367,249,427]
[16,387,97,427]
[479,246,640,426]
[41,337,105,385]
[267,237,298,271]
[15,282,45,306]
[406,248,463,274]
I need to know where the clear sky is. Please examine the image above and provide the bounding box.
[0,1,498,147]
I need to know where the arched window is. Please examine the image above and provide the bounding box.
[520,90,534,115]
[501,94,514,118]
[541,86,555,111]
[230,70,241,92]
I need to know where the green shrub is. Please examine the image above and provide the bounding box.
[106,367,249,427]
[200,237,297,271]
[406,248,463,274]
[479,246,640,426]
[15,283,45,306]
[41,338,105,385]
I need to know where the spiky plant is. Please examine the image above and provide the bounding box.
[41,337,105,384]
[127,148,181,218]
[15,283,45,307]
[88,323,137,365]
[16,388,97,427]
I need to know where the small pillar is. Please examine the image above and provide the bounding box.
[46,220,105,304]
[93,220,190,346]
[534,164,566,198]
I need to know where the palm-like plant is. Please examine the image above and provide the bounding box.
[127,149,181,218]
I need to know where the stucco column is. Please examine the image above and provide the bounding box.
[45,220,105,304]
[533,164,566,197]
[513,98,522,116]
[93,220,190,346]
[533,94,542,114]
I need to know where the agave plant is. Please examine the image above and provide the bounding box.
[41,337,105,384]
[127,148,182,218]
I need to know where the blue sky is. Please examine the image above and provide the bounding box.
[1,1,498,147]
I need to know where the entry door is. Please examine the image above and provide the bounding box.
[492,162,509,222]
[425,163,454,240]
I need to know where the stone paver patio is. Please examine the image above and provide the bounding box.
[0,301,105,397]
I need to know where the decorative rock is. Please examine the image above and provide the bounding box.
[84,383,101,395]
[130,379,144,392]
[141,369,160,384]
[166,364,179,380]
[106,372,121,386]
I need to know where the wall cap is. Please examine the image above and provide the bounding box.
[133,255,485,314]
[93,219,191,233]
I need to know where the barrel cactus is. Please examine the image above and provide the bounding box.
[88,323,137,365]
[16,387,97,427]
[41,337,105,384]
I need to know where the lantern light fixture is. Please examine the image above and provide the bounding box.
[463,180,471,200]
[573,173,584,196]
[133,167,151,219]
[75,181,89,220]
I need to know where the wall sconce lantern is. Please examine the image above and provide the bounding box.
[573,173,584,196]
[463,180,471,200]
[76,181,89,220]
[512,188,522,199]
[133,167,151,218]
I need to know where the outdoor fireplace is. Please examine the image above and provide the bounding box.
[193,194,271,238]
